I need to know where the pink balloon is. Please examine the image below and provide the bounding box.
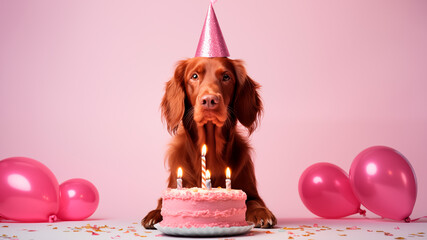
[299,162,363,218]
[349,146,417,221]
[0,157,59,222]
[57,178,99,221]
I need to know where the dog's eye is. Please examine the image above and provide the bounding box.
[223,74,231,82]
[191,73,199,80]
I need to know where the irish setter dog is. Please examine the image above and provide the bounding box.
[142,57,276,229]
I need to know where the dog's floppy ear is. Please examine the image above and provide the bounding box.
[161,60,188,135]
[232,60,263,135]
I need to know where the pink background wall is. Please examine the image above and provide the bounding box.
[1,0,426,220]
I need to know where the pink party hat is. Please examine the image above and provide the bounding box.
[195,1,230,57]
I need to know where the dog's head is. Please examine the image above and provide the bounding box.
[161,57,262,134]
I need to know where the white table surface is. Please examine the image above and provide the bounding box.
[1,217,426,240]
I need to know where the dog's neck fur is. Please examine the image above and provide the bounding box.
[183,121,232,186]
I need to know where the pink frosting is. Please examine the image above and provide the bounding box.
[162,188,247,201]
[159,187,248,229]
[159,221,249,228]
[161,207,246,218]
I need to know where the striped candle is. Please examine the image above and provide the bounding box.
[226,167,231,190]
[201,144,207,189]
[177,167,183,190]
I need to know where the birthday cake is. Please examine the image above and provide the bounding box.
[159,188,249,228]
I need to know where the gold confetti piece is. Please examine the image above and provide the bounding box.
[377,230,384,232]
[265,231,274,234]
[132,222,138,224]
[395,237,405,239]
[418,232,425,234]
[337,229,344,231]
[288,237,294,239]
[144,231,152,233]
[53,227,58,229]
[283,227,304,231]
[2,226,8,228]
[339,234,347,236]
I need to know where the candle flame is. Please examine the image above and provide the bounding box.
[206,169,211,179]
[201,144,207,156]
[226,167,231,179]
[177,167,183,178]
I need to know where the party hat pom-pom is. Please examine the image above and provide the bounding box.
[210,0,218,4]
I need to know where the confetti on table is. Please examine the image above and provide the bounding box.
[1,221,423,240]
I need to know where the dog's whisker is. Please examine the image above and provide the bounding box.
[183,107,195,129]
[224,106,235,129]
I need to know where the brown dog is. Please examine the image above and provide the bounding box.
[142,57,276,229]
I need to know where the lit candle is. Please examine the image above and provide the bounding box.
[201,144,207,189]
[226,167,231,190]
[177,167,183,190]
[206,170,212,190]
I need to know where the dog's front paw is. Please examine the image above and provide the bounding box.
[141,209,162,229]
[246,207,277,228]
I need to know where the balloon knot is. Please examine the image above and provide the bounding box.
[358,208,367,216]
[49,215,57,223]
[404,217,411,223]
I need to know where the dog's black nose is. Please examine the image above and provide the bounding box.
[201,95,219,109]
